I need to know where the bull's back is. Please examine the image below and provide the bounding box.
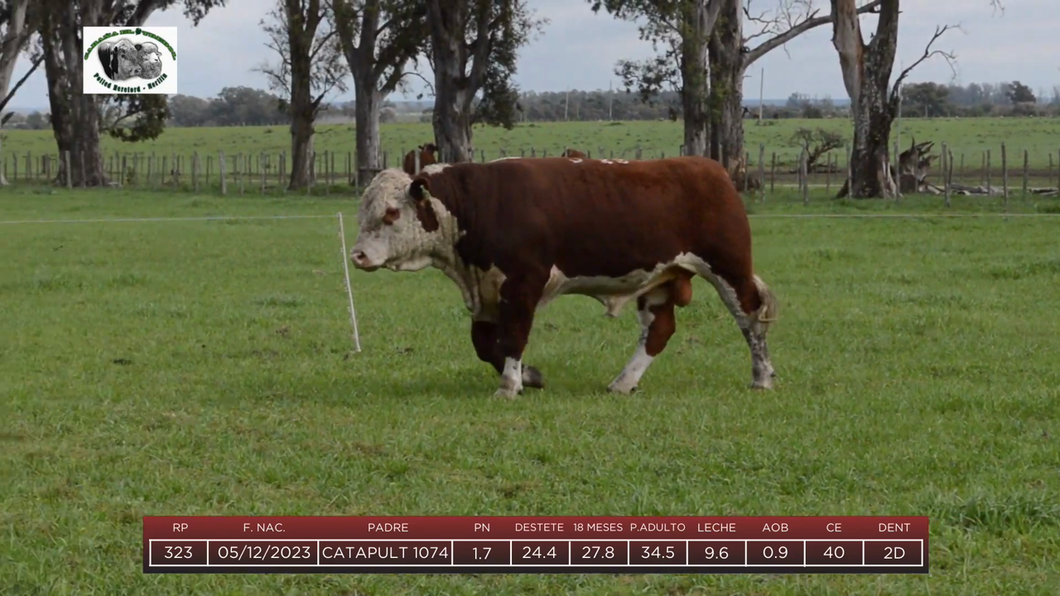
[486,157,752,277]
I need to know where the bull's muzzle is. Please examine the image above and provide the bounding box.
[350,249,381,272]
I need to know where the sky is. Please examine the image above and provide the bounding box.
[7,0,1059,111]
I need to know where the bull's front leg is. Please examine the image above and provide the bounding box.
[492,276,545,400]
[471,320,545,390]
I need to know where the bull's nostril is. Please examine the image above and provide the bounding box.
[353,251,367,263]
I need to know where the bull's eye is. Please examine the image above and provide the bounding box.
[382,206,401,225]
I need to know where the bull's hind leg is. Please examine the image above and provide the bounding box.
[694,263,777,389]
[471,320,545,389]
[607,279,686,394]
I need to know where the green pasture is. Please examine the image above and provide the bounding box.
[4,117,1060,184]
[2,185,1059,595]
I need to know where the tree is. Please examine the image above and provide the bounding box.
[331,0,425,183]
[258,0,347,190]
[902,82,951,117]
[426,0,545,163]
[0,0,42,185]
[592,0,723,156]
[830,0,959,198]
[36,0,224,187]
[708,0,883,174]
[1006,81,1035,104]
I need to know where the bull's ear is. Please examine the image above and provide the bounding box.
[409,177,430,202]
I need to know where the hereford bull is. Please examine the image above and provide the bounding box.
[402,143,438,176]
[350,156,777,398]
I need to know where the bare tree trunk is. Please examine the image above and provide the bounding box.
[430,55,474,163]
[1,0,35,184]
[353,83,382,181]
[831,0,900,199]
[708,0,742,166]
[427,1,479,163]
[677,0,722,157]
[38,0,161,187]
[288,110,314,190]
[43,36,107,187]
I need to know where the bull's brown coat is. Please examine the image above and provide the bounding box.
[352,155,777,397]
[402,143,438,176]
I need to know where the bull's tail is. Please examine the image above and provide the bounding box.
[751,274,778,331]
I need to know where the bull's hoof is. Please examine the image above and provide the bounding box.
[607,379,638,395]
[522,365,545,389]
[750,379,773,390]
[493,387,521,400]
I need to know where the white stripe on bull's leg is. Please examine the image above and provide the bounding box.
[694,262,777,390]
[492,276,546,399]
[471,319,545,389]
[608,285,674,394]
[496,357,524,400]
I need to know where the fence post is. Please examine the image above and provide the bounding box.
[948,148,955,207]
[757,143,765,203]
[942,142,950,208]
[161,155,167,185]
[219,151,227,195]
[260,152,266,194]
[171,152,177,189]
[193,151,200,192]
[825,152,832,192]
[979,147,987,193]
[238,153,244,194]
[800,148,809,206]
[1001,144,1008,206]
[770,152,776,193]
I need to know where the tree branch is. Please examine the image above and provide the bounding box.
[746,0,882,67]
[0,54,41,114]
[890,23,959,104]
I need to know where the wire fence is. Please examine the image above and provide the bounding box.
[3,143,1059,204]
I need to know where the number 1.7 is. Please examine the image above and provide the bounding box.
[473,547,492,560]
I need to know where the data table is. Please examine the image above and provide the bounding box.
[144,516,927,574]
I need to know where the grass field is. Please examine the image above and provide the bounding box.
[4,117,1060,188]
[2,182,1059,595]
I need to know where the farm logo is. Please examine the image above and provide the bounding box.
[82,27,178,95]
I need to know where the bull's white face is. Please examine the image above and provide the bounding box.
[350,169,436,273]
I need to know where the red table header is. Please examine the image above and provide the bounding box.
[144,516,927,540]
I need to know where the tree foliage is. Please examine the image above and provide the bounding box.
[257,0,348,117]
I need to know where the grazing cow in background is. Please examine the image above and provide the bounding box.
[350,156,777,399]
[561,148,586,158]
[403,143,438,175]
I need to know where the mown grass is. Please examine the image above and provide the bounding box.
[4,116,1060,176]
[2,185,1059,595]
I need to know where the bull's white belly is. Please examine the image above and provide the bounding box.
[463,253,705,320]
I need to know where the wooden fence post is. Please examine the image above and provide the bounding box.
[757,143,765,203]
[979,148,987,193]
[219,150,227,195]
[942,142,950,208]
[64,151,72,189]
[1001,144,1008,206]
[769,152,776,193]
[193,151,200,192]
[948,148,954,207]
[800,149,809,206]
[261,152,266,193]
